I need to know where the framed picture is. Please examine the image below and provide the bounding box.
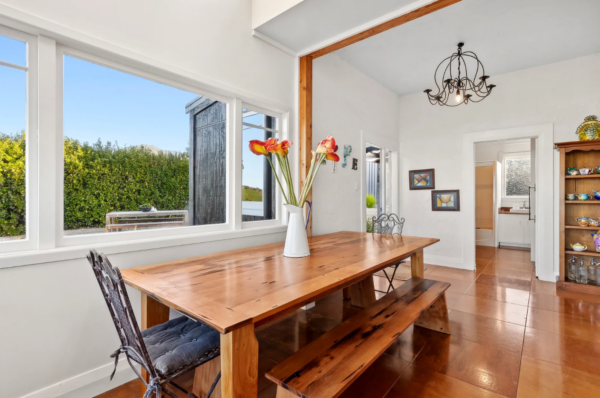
[432,190,460,211]
[409,169,435,190]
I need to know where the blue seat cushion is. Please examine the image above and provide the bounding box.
[142,316,220,375]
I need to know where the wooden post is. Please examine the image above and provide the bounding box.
[194,358,222,398]
[411,249,424,278]
[299,55,313,237]
[220,324,259,398]
[140,293,170,397]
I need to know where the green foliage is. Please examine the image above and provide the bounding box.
[63,138,189,229]
[0,132,26,237]
[0,134,190,236]
[366,217,373,233]
[366,194,377,209]
[242,185,263,202]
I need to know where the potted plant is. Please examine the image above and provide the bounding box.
[249,136,339,257]
[139,203,152,213]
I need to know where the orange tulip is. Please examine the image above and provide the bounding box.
[315,135,339,161]
[325,152,340,162]
[249,140,269,156]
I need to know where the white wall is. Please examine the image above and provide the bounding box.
[398,52,600,273]
[252,0,304,29]
[312,54,399,235]
[0,1,295,397]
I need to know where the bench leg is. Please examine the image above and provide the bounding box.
[348,276,376,308]
[415,292,451,334]
[276,386,299,398]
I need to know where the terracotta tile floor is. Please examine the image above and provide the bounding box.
[98,247,600,398]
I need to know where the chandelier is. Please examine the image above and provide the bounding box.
[424,43,495,107]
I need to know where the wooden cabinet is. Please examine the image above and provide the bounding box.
[556,140,600,295]
[498,214,531,247]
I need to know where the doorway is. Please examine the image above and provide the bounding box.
[463,124,553,281]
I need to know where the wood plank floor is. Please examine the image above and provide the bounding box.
[97,247,600,398]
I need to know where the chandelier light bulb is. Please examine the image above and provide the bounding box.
[455,90,462,103]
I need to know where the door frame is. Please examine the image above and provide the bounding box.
[462,124,554,281]
[360,130,400,232]
[475,161,497,247]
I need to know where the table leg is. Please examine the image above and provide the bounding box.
[140,293,169,397]
[348,276,376,308]
[221,323,259,398]
[411,249,424,278]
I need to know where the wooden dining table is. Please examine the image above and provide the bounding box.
[121,231,439,398]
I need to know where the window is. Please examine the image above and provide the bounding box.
[61,54,227,239]
[241,107,279,222]
[0,29,35,253]
[503,152,531,198]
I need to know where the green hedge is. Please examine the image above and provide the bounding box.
[0,132,190,236]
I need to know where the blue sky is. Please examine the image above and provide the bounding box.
[1,34,271,191]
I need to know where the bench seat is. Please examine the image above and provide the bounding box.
[265,277,451,398]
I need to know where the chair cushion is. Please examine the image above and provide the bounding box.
[142,316,220,375]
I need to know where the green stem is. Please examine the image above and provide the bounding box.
[299,154,317,205]
[267,156,289,204]
[300,155,325,206]
[283,155,298,205]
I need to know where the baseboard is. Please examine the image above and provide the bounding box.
[19,357,137,398]
[424,254,471,270]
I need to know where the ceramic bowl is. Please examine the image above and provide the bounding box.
[577,217,590,226]
[596,166,600,174]
[566,193,576,201]
[589,219,600,227]
[578,193,590,200]
[570,243,588,252]
[580,168,593,175]
[568,167,579,175]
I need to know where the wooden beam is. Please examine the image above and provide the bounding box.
[307,0,462,59]
[297,0,460,236]
[299,55,313,236]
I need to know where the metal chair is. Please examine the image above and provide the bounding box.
[87,249,221,398]
[372,213,406,294]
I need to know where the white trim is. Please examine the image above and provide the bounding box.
[462,124,554,281]
[0,25,38,254]
[0,58,27,71]
[18,357,134,398]
[297,0,439,56]
[424,254,468,270]
[0,225,287,270]
[252,30,297,57]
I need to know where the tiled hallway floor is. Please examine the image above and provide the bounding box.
[99,247,600,398]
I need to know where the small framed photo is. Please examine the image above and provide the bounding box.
[409,169,435,190]
[432,190,460,211]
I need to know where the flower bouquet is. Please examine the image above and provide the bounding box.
[249,135,339,257]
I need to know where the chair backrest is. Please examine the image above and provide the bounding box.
[372,213,405,236]
[87,249,156,378]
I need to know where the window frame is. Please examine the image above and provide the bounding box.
[501,151,531,199]
[0,25,38,254]
[240,102,286,229]
[0,26,291,263]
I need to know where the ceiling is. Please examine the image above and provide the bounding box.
[255,0,419,52]
[333,0,600,96]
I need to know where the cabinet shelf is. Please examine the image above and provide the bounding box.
[566,174,600,179]
[565,225,600,230]
[564,201,600,204]
[564,249,600,257]
[557,280,600,295]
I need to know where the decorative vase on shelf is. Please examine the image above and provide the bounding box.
[283,204,310,257]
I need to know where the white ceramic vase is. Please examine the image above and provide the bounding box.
[283,204,310,257]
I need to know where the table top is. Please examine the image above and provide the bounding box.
[121,231,439,333]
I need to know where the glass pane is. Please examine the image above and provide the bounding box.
[63,55,226,236]
[505,158,531,196]
[242,113,277,222]
[243,108,278,130]
[365,144,380,232]
[0,35,26,66]
[0,66,27,241]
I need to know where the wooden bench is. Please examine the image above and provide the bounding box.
[105,210,189,232]
[265,277,451,398]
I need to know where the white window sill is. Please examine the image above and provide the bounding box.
[0,225,287,269]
